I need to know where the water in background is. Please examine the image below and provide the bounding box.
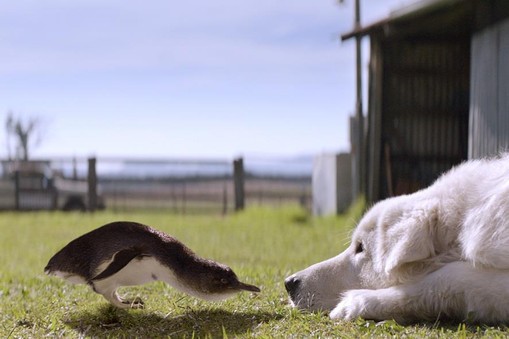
[51,156,313,179]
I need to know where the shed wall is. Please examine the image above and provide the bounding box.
[368,38,470,202]
[469,18,509,158]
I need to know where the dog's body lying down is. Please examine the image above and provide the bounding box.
[286,155,509,324]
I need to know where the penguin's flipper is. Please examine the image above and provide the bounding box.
[92,247,147,281]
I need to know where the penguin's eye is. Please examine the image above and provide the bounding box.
[355,241,364,254]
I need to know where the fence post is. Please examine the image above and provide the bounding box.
[233,157,245,211]
[14,171,20,211]
[51,185,58,210]
[222,180,228,215]
[88,157,97,212]
[72,156,78,180]
[182,181,187,215]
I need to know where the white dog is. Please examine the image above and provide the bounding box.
[285,154,509,324]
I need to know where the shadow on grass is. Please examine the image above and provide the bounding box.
[64,305,282,337]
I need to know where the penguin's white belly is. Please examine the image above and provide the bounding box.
[52,271,88,284]
[95,256,178,287]
[93,256,234,302]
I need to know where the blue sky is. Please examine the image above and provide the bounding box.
[0,0,412,159]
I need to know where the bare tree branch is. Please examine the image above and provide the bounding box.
[4,113,44,161]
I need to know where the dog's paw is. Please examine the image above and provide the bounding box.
[330,289,376,321]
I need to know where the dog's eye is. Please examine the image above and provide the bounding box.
[355,242,364,254]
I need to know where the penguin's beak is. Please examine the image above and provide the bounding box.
[236,281,261,293]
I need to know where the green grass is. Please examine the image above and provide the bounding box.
[1,202,508,338]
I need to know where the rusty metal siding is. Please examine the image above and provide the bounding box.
[470,18,509,158]
[374,39,470,199]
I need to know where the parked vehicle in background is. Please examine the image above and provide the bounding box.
[0,161,105,211]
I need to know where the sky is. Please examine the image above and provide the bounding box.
[0,0,414,160]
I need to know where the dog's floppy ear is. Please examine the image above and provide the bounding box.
[381,199,440,275]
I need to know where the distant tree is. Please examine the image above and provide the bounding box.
[5,112,44,161]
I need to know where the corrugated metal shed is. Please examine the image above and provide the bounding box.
[343,0,509,203]
[470,18,509,157]
[377,38,469,198]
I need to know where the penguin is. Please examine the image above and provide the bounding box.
[44,221,260,309]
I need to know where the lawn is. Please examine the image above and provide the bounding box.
[1,203,508,338]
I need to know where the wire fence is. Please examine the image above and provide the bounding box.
[0,156,312,214]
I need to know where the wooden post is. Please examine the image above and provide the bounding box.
[222,180,228,216]
[354,0,365,198]
[87,157,97,212]
[182,181,187,215]
[14,171,20,211]
[72,157,78,180]
[51,183,58,210]
[233,157,245,211]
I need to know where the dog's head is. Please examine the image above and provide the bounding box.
[285,195,441,313]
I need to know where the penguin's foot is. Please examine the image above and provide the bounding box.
[121,296,145,309]
[97,287,145,309]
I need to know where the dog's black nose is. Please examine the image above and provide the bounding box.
[284,275,301,297]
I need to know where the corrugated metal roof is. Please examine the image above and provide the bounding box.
[341,0,466,40]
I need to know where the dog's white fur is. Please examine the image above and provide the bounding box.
[287,155,509,324]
